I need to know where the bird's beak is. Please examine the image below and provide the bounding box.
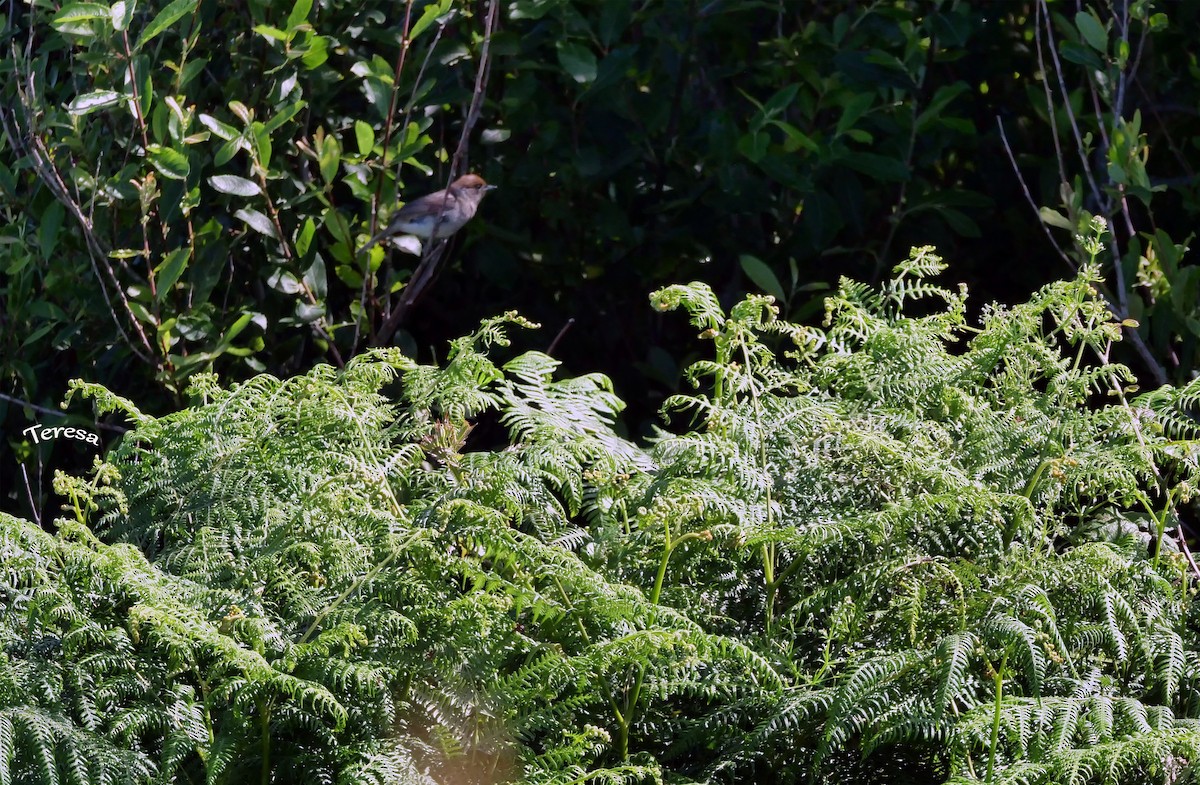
[485,184,498,191]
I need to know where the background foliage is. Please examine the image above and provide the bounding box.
[4,255,1200,783]
[6,0,1200,518]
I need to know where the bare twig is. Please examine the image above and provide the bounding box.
[1035,1,1070,188]
[1,95,157,364]
[372,0,417,241]
[354,6,448,354]
[0,391,129,434]
[1179,527,1200,582]
[998,114,1166,387]
[21,464,41,527]
[546,319,576,356]
[997,117,1073,269]
[1039,0,1106,208]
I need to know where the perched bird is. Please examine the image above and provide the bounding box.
[359,174,496,253]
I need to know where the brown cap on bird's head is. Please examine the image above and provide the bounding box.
[451,174,495,192]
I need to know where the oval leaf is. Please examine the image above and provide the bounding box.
[208,174,261,197]
[154,247,190,301]
[1075,11,1108,53]
[52,2,111,28]
[68,90,124,116]
[354,120,375,156]
[556,41,597,84]
[234,208,278,238]
[147,145,190,180]
[411,0,452,40]
[739,254,787,303]
[134,0,198,49]
[110,0,130,31]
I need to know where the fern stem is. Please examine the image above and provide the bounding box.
[619,519,678,760]
[1021,458,1052,500]
[984,653,1007,785]
[551,575,626,730]
[651,522,672,606]
[739,341,777,637]
[298,531,420,646]
[762,544,776,635]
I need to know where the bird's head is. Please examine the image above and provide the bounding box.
[451,174,497,198]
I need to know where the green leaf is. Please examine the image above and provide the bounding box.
[1059,41,1104,70]
[836,92,874,138]
[411,0,452,40]
[762,84,799,120]
[51,3,111,32]
[319,133,340,184]
[843,152,909,182]
[295,218,317,257]
[739,254,787,303]
[301,36,329,69]
[179,57,208,89]
[215,138,243,167]
[916,83,969,131]
[940,207,981,238]
[154,247,190,301]
[302,256,326,299]
[556,41,597,84]
[208,174,261,197]
[68,90,124,115]
[38,202,65,260]
[222,312,253,343]
[287,0,312,29]
[252,123,272,169]
[1075,11,1108,53]
[736,131,768,163]
[772,121,819,154]
[1038,207,1074,230]
[147,145,190,180]
[134,0,197,49]
[262,100,306,134]
[295,301,326,324]
[234,208,278,238]
[354,120,375,156]
[198,113,238,140]
[253,24,290,42]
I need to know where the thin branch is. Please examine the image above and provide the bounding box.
[355,14,446,355]
[996,117,1073,269]
[372,0,417,242]
[0,391,129,434]
[1,90,156,364]
[546,318,576,356]
[1035,1,1071,191]
[1038,0,1107,211]
[374,0,500,346]
[20,465,41,528]
[997,116,1167,387]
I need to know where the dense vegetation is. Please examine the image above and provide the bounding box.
[4,247,1200,783]
[8,1,1200,515]
[5,1,1200,782]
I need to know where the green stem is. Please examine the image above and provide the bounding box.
[298,530,419,646]
[985,653,1007,785]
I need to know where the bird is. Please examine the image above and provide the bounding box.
[359,174,496,253]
